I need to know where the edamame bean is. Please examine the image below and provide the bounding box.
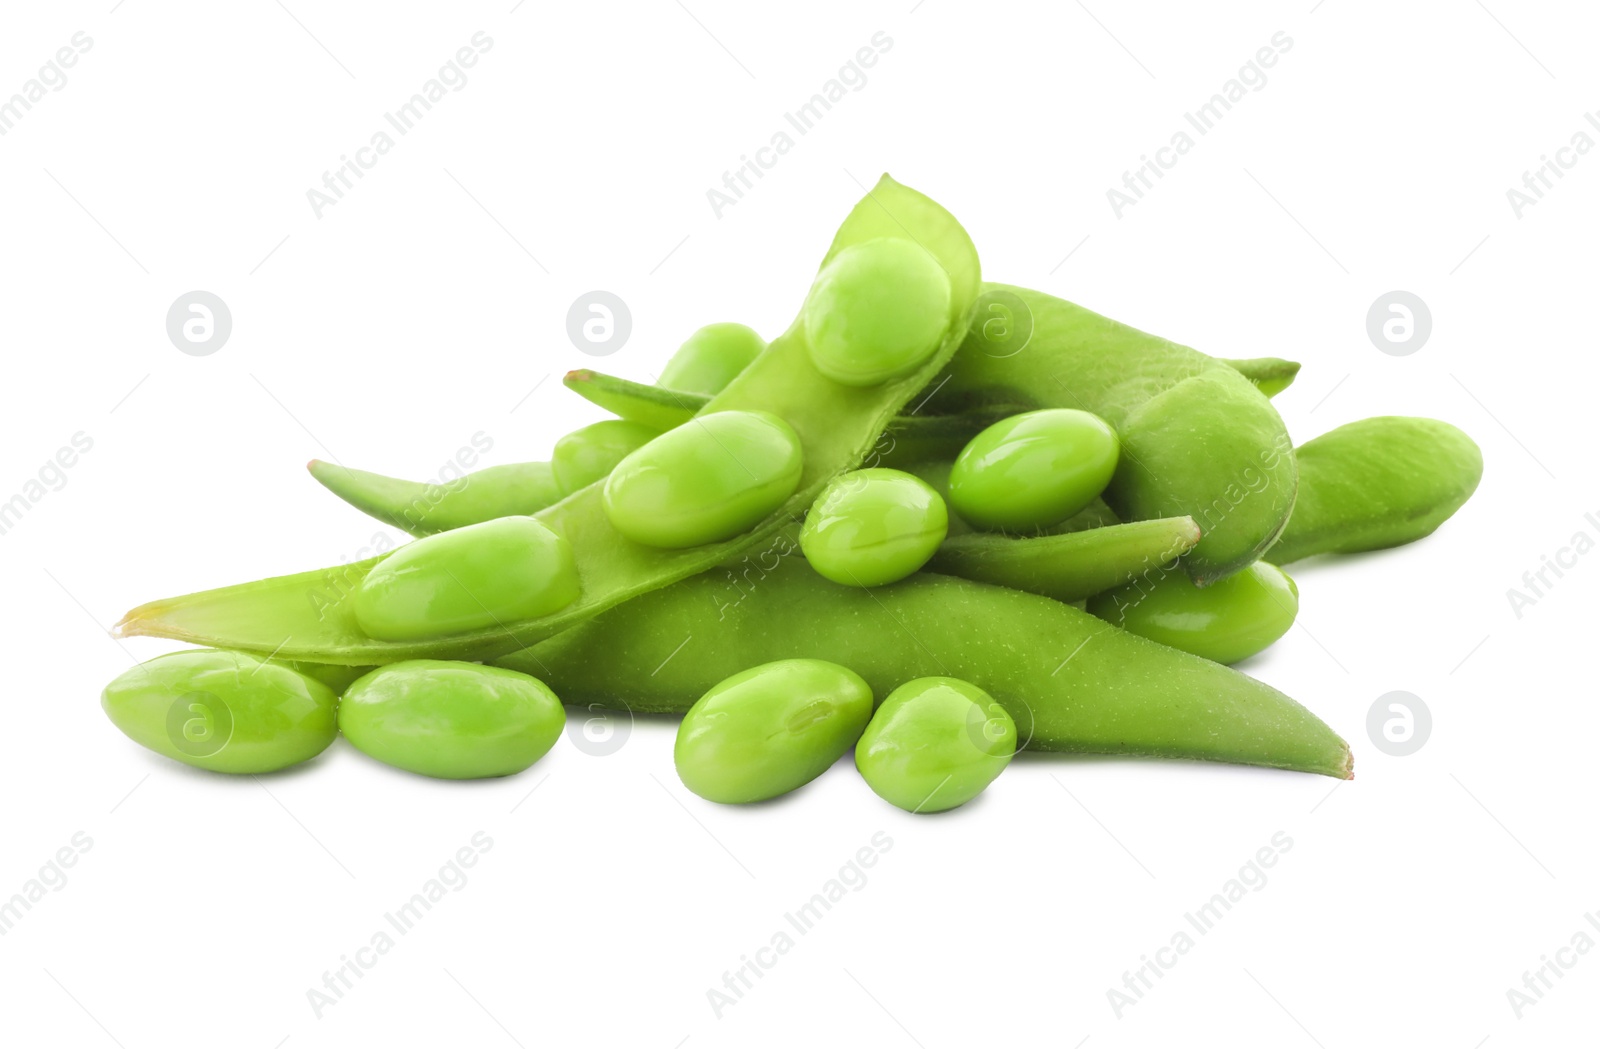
[603,410,803,549]
[947,409,1120,531]
[800,468,948,587]
[674,659,874,803]
[354,516,579,641]
[1087,561,1298,664]
[102,650,338,773]
[339,660,564,779]
[1268,416,1482,565]
[855,677,1016,813]
[803,237,952,386]
[309,460,564,538]
[658,323,766,395]
[552,420,660,494]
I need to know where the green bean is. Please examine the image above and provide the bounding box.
[855,677,1016,813]
[799,468,948,587]
[102,650,338,773]
[928,516,1200,603]
[551,420,660,495]
[496,557,1353,778]
[308,460,564,538]
[946,408,1120,531]
[1220,357,1301,398]
[1267,416,1482,565]
[675,659,873,803]
[116,176,982,665]
[658,322,767,396]
[803,237,953,385]
[1088,561,1299,664]
[339,660,565,779]
[353,516,580,641]
[924,284,1297,584]
[603,410,803,549]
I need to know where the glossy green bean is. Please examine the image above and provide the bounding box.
[657,322,766,395]
[924,284,1297,584]
[855,677,1016,813]
[1267,416,1482,564]
[496,557,1353,778]
[340,660,565,779]
[116,176,982,665]
[551,420,660,495]
[1088,561,1299,664]
[102,650,338,773]
[675,659,873,803]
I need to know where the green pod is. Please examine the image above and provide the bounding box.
[1268,416,1483,565]
[118,175,981,665]
[658,322,767,395]
[102,650,338,773]
[498,557,1352,778]
[354,516,580,641]
[552,420,660,495]
[340,660,564,779]
[603,410,804,549]
[929,516,1201,603]
[856,677,1016,813]
[675,659,874,803]
[927,284,1297,584]
[1221,357,1301,398]
[1088,561,1299,664]
[309,460,564,538]
[800,468,948,587]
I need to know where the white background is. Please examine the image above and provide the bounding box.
[1,1,1595,1045]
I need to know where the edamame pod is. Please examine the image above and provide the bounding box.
[926,284,1297,584]
[309,460,564,538]
[675,659,874,803]
[117,175,983,664]
[928,516,1201,603]
[102,650,338,773]
[1221,357,1301,398]
[1267,416,1482,564]
[340,661,565,779]
[497,557,1352,779]
[1088,561,1299,664]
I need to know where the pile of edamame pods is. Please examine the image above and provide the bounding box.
[105,176,1483,812]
